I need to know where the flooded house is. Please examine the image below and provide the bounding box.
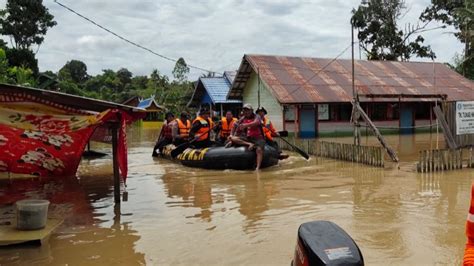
[227,54,474,138]
[187,71,242,116]
[123,96,165,128]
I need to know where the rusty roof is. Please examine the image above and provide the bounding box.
[0,83,145,113]
[228,54,474,103]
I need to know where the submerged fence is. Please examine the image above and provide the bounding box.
[275,138,384,167]
[417,147,474,172]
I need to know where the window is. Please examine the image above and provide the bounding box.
[284,105,295,121]
[415,102,432,119]
[328,104,352,121]
[369,103,399,121]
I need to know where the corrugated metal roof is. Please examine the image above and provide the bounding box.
[201,77,240,104]
[224,71,236,83]
[187,73,241,107]
[228,54,474,103]
[137,97,164,110]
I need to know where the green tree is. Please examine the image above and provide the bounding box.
[58,60,89,84]
[5,48,38,75]
[351,0,436,61]
[172,57,190,82]
[8,66,35,86]
[0,0,56,50]
[421,0,473,79]
[0,48,9,83]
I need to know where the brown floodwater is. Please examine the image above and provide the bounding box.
[0,129,473,265]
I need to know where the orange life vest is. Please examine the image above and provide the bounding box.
[464,182,474,265]
[262,117,275,141]
[176,119,191,138]
[193,116,213,141]
[220,117,237,138]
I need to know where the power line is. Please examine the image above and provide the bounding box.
[53,0,213,73]
[281,44,352,98]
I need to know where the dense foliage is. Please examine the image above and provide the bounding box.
[351,0,436,61]
[0,0,471,114]
[421,0,473,79]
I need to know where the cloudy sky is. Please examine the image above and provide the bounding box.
[0,0,463,79]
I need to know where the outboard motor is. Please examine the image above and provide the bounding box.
[292,221,364,266]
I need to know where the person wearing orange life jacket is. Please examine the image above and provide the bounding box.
[256,107,289,160]
[172,112,191,145]
[464,182,474,265]
[216,110,237,143]
[256,107,279,141]
[189,107,214,149]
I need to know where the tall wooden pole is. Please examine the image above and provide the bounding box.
[111,122,120,203]
[351,22,360,146]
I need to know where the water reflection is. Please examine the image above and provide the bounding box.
[1,130,473,265]
[0,166,145,265]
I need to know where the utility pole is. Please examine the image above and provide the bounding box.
[351,19,361,146]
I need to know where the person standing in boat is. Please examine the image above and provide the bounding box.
[152,112,175,157]
[173,112,191,146]
[189,107,214,149]
[215,110,237,144]
[229,104,265,170]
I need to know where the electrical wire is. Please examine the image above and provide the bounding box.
[53,0,213,73]
[281,44,352,98]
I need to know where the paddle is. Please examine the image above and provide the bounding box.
[277,136,310,160]
[278,130,288,137]
[170,139,196,158]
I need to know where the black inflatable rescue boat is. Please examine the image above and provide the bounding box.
[160,144,280,170]
[292,221,364,266]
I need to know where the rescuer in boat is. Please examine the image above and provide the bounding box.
[215,110,237,144]
[256,107,289,160]
[152,112,175,157]
[229,104,265,170]
[189,107,214,149]
[173,111,191,145]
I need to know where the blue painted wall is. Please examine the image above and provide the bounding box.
[200,90,213,105]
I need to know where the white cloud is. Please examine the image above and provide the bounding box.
[0,0,464,79]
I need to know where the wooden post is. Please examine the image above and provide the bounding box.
[111,122,121,204]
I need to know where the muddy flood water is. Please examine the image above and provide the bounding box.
[0,129,473,265]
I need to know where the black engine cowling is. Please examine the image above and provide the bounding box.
[292,221,364,266]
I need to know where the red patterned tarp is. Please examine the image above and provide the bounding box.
[0,101,136,181]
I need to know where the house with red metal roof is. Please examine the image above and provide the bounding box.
[228,54,474,137]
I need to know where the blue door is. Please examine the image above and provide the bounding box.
[299,107,316,138]
[400,105,414,135]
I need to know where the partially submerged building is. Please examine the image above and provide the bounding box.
[188,71,242,116]
[123,95,165,127]
[228,54,474,137]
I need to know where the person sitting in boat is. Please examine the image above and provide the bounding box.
[229,104,265,170]
[173,112,191,145]
[256,107,280,142]
[256,107,289,160]
[152,112,175,157]
[189,107,214,149]
[215,111,237,144]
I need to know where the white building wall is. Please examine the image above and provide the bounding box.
[242,71,284,131]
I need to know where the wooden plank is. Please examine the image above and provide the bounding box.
[0,219,63,246]
[433,105,458,149]
[353,102,399,162]
[111,122,121,204]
